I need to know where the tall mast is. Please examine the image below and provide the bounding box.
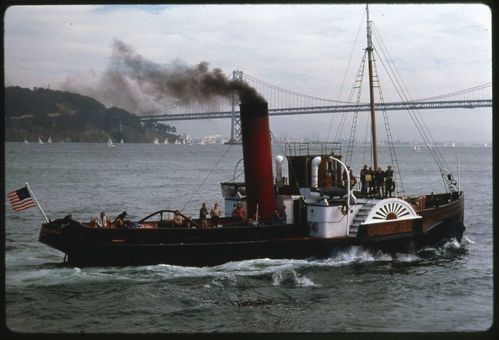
[366,4,378,171]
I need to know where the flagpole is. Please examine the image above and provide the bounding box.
[25,182,49,223]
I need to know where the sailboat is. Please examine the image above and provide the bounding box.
[107,137,115,147]
[38,6,464,267]
[47,136,53,144]
[164,138,169,144]
[24,139,29,144]
[153,137,159,145]
[38,137,44,144]
[120,139,124,144]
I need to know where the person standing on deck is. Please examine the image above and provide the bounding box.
[272,209,282,225]
[232,203,246,222]
[348,167,357,190]
[385,165,395,197]
[374,167,386,198]
[279,205,287,224]
[210,202,221,227]
[360,164,368,196]
[199,203,209,228]
[97,211,108,228]
[173,209,184,226]
[367,167,375,197]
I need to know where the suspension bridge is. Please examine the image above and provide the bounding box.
[137,71,491,143]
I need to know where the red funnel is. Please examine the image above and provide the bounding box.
[240,102,275,222]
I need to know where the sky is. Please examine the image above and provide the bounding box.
[4,4,492,143]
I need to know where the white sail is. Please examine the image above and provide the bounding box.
[24,139,29,144]
[38,137,44,144]
[107,137,115,147]
[47,136,53,144]
[164,138,169,144]
[153,137,159,145]
[120,139,124,144]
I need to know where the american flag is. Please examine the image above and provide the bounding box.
[8,186,37,212]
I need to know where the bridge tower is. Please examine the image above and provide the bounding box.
[225,70,243,144]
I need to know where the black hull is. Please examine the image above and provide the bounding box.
[39,201,464,267]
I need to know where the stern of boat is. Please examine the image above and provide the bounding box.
[38,216,74,253]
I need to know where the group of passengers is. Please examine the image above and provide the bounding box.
[196,202,222,228]
[88,201,289,229]
[89,210,140,228]
[359,164,395,198]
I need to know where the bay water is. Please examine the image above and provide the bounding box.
[4,142,493,333]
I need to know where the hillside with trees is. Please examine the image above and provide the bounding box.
[4,86,178,143]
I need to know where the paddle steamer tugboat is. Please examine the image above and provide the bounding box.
[38,6,464,266]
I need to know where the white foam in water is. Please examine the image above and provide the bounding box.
[271,269,318,287]
[462,236,475,245]
[294,274,318,287]
[312,246,387,267]
[72,245,440,288]
[443,238,462,250]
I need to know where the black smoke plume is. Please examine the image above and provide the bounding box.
[63,39,265,113]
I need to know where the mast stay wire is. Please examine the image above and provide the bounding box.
[344,51,368,167]
[326,10,366,141]
[180,144,234,213]
[372,46,449,188]
[372,25,449,171]
[372,23,456,191]
[370,56,405,194]
[372,22,447,164]
[333,51,367,146]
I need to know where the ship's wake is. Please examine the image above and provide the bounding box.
[12,238,470,289]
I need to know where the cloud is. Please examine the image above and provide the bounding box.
[4,4,492,142]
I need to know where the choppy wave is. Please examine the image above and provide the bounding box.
[7,242,467,289]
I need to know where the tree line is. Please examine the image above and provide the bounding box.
[5,86,177,143]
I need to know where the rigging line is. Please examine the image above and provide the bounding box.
[371,22,443,163]
[326,9,366,142]
[373,48,440,156]
[373,48,449,189]
[335,9,367,105]
[371,23,413,103]
[371,59,405,194]
[180,144,234,213]
[334,51,367,145]
[371,39,452,174]
[371,23,451,172]
[333,94,356,144]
